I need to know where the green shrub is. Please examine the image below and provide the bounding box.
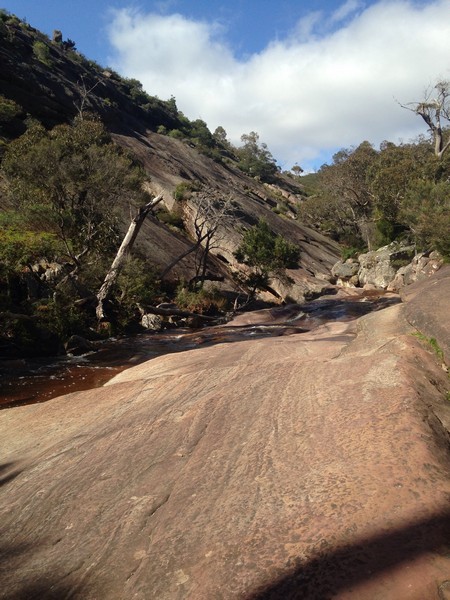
[32,40,52,66]
[175,285,226,313]
[34,297,90,340]
[0,95,22,124]
[234,219,300,295]
[0,9,11,22]
[413,332,445,363]
[341,246,361,261]
[0,228,62,272]
[173,181,200,201]
[168,129,185,140]
[156,207,184,229]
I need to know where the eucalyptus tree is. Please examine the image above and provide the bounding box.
[234,219,299,297]
[400,80,450,159]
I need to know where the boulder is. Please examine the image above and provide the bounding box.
[358,242,416,289]
[387,250,444,292]
[65,335,95,356]
[141,314,163,331]
[331,259,360,286]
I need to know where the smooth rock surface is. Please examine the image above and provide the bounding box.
[1,277,450,599]
[401,264,450,363]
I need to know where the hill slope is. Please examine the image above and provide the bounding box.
[0,13,339,303]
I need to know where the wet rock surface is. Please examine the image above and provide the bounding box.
[1,272,450,599]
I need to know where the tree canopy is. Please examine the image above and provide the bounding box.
[234,219,299,295]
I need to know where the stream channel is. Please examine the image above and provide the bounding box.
[0,292,400,409]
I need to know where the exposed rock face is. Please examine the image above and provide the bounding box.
[331,259,360,286]
[0,23,341,303]
[401,264,450,363]
[332,245,444,292]
[1,270,450,599]
[112,131,340,302]
[388,250,444,292]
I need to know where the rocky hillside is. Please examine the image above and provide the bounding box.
[0,13,340,304]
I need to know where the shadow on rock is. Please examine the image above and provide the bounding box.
[0,463,22,488]
[2,578,75,600]
[247,510,450,600]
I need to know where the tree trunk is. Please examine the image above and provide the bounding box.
[96,195,163,320]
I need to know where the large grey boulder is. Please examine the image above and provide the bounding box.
[388,250,444,291]
[358,242,416,289]
[331,259,360,286]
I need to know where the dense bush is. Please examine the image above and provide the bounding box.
[234,219,299,294]
[32,40,52,66]
[300,136,450,258]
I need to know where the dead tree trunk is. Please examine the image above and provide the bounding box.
[96,195,163,320]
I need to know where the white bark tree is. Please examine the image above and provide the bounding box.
[400,80,450,159]
[96,194,163,320]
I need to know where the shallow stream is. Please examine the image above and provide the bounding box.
[0,293,399,409]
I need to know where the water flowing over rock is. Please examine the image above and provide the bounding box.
[1,268,450,599]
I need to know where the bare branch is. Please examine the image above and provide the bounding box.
[75,76,101,120]
[399,80,450,158]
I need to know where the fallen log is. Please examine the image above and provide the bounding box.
[138,304,219,322]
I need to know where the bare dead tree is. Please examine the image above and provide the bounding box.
[399,80,450,159]
[75,76,100,120]
[189,190,235,288]
[160,188,235,285]
[96,194,163,320]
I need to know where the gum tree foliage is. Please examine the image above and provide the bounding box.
[1,117,147,267]
[314,141,379,249]
[236,131,279,182]
[299,136,450,257]
[400,179,450,257]
[0,117,164,340]
[234,218,300,295]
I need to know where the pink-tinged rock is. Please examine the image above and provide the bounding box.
[1,281,450,599]
[402,265,450,363]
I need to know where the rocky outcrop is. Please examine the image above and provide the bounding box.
[357,242,416,288]
[331,258,360,286]
[112,131,340,302]
[332,243,444,292]
[1,269,450,599]
[387,250,444,291]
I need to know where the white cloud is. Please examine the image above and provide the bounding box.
[107,1,450,171]
[330,0,364,24]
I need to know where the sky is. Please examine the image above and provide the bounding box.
[3,0,450,171]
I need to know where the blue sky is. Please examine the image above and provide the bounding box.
[3,1,371,62]
[2,1,450,170]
